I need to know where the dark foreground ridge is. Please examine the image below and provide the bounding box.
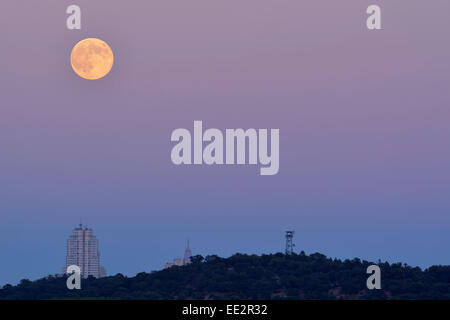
[1,252,449,300]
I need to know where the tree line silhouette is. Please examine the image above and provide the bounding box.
[1,252,449,299]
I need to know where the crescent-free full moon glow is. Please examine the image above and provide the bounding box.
[70,38,114,80]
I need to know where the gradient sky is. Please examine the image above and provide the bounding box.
[1,1,450,285]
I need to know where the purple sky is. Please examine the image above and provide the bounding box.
[1,1,450,285]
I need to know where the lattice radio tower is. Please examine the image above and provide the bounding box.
[285,230,295,255]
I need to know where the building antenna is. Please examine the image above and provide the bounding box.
[285,230,295,255]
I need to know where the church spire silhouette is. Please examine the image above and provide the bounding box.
[183,239,192,265]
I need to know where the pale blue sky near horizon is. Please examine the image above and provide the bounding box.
[1,1,450,285]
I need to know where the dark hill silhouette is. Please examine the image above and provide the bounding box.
[1,252,449,300]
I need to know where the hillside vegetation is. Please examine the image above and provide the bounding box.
[1,252,449,299]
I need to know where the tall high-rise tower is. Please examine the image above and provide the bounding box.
[64,224,106,278]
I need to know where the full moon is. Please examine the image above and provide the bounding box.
[70,38,114,80]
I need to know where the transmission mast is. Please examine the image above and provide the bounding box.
[285,230,295,255]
